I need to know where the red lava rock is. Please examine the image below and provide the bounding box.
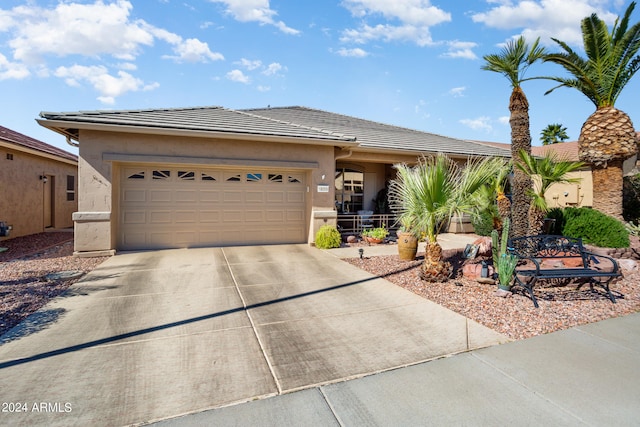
[462,263,495,280]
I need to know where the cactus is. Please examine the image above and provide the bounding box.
[492,217,510,268]
[497,253,518,290]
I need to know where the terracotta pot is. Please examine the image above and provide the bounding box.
[397,231,418,260]
[365,236,383,244]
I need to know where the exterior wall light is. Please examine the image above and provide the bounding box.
[39,175,48,183]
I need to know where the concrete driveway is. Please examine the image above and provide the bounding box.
[0,245,508,426]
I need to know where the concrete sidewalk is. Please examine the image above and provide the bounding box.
[156,312,640,426]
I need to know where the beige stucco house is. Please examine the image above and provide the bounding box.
[0,125,78,240]
[37,106,508,256]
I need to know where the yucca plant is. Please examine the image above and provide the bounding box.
[515,149,584,235]
[389,153,507,282]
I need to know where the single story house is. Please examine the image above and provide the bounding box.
[37,106,508,256]
[0,125,78,240]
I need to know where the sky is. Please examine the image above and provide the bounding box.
[0,0,638,155]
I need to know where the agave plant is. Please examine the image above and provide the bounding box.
[388,153,507,282]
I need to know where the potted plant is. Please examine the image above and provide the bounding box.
[362,225,388,244]
[396,216,419,261]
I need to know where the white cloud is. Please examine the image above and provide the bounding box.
[262,62,284,76]
[335,47,369,57]
[442,41,478,59]
[498,116,510,125]
[208,0,299,34]
[472,0,618,46]
[226,69,250,83]
[460,116,493,132]
[340,0,451,46]
[0,52,29,80]
[257,85,271,92]
[449,86,466,97]
[54,64,159,104]
[163,38,224,63]
[237,58,263,70]
[0,0,222,101]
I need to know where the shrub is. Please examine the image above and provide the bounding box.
[470,208,496,237]
[561,207,629,248]
[314,225,342,249]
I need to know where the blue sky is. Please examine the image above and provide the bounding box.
[1,0,638,155]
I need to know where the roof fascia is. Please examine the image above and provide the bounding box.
[36,119,359,148]
[0,140,77,165]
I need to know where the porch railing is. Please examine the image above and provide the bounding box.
[336,213,398,236]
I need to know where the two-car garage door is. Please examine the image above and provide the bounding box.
[118,165,307,250]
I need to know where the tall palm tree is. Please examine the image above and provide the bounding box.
[540,123,570,145]
[482,36,547,238]
[388,154,507,282]
[542,2,640,219]
[516,149,585,235]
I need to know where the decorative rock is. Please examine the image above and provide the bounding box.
[494,288,512,298]
[43,271,84,281]
[346,235,357,243]
[473,237,492,256]
[462,263,495,280]
[477,277,496,285]
[617,258,638,274]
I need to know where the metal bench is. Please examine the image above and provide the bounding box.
[507,235,621,308]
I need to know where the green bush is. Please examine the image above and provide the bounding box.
[560,207,629,248]
[470,208,496,236]
[315,225,342,249]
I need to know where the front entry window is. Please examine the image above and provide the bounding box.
[335,168,364,213]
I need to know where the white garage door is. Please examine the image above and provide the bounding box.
[118,165,307,250]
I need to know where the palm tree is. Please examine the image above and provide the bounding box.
[388,154,507,282]
[540,123,570,145]
[542,2,640,219]
[482,36,547,238]
[516,149,585,235]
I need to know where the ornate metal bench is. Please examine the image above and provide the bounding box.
[507,235,621,308]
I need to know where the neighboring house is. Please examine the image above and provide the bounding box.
[474,140,639,210]
[0,125,78,240]
[37,106,508,256]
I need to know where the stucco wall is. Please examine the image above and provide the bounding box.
[0,146,77,240]
[75,130,337,254]
[542,169,593,209]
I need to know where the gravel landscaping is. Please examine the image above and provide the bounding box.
[0,232,108,336]
[345,248,640,340]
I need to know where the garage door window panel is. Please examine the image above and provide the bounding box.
[153,170,171,180]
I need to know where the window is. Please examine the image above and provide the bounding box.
[247,173,262,182]
[225,174,241,182]
[6,153,13,160]
[178,171,195,181]
[335,168,364,213]
[66,175,75,201]
[201,172,217,181]
[152,170,171,180]
[268,174,283,183]
[127,171,145,180]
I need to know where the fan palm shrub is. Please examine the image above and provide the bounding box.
[388,154,507,282]
[516,149,585,235]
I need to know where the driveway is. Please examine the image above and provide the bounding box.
[0,245,508,426]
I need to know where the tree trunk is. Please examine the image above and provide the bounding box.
[592,160,624,220]
[420,241,452,282]
[509,86,532,238]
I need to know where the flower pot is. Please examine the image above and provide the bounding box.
[397,231,418,261]
[365,236,383,244]
[497,282,511,291]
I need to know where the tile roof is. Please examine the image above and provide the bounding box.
[39,105,510,158]
[39,106,356,143]
[0,125,77,162]
[243,107,510,157]
[531,141,580,161]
